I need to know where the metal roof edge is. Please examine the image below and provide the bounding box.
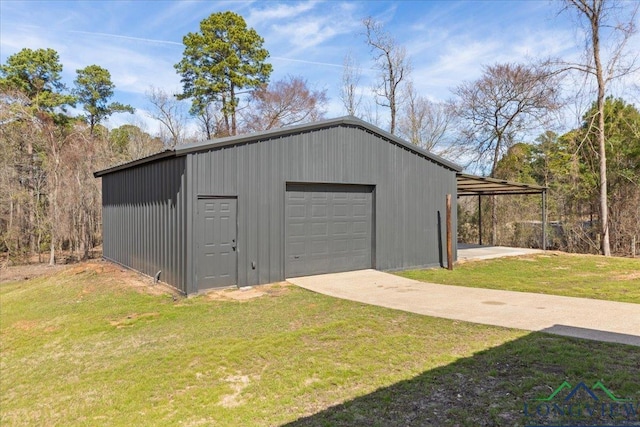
[174,115,463,172]
[94,116,463,177]
[344,116,463,172]
[93,149,176,177]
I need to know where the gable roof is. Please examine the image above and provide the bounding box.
[94,116,462,177]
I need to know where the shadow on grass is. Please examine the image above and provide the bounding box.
[283,332,640,427]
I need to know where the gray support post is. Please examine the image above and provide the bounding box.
[542,190,547,251]
[478,195,483,246]
[447,194,453,270]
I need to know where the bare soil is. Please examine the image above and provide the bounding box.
[0,263,69,283]
[0,259,290,301]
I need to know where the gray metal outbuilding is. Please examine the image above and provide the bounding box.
[94,116,461,295]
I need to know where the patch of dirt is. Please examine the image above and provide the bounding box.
[12,320,39,331]
[109,312,161,328]
[205,282,291,301]
[614,271,640,280]
[219,375,251,408]
[1,259,181,298]
[63,261,178,297]
[0,263,69,284]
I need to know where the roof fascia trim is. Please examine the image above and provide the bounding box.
[174,116,463,172]
[94,116,463,177]
[93,150,176,177]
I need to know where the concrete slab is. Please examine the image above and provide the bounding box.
[288,269,640,346]
[457,244,543,261]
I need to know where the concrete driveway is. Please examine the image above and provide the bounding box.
[457,244,543,261]
[288,269,640,346]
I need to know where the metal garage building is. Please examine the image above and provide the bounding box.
[94,116,461,295]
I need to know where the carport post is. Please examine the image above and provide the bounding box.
[446,194,453,270]
[542,190,547,251]
[478,195,483,246]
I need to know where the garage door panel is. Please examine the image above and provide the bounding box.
[285,184,373,277]
[311,222,328,236]
[312,204,327,217]
[351,237,368,250]
[353,204,368,217]
[288,223,305,237]
[352,220,368,234]
[331,222,348,235]
[289,204,306,218]
[331,238,348,253]
[333,204,349,217]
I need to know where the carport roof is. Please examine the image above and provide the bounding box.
[457,173,546,196]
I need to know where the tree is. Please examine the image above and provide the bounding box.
[340,52,362,117]
[175,11,272,136]
[363,17,410,134]
[242,75,327,132]
[108,124,163,161]
[453,62,561,176]
[0,48,75,113]
[0,48,76,265]
[397,81,455,154]
[195,102,224,140]
[146,86,187,148]
[453,62,560,245]
[561,0,638,256]
[74,65,134,136]
[578,97,640,254]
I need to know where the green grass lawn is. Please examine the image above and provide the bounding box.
[1,261,639,426]
[398,252,640,303]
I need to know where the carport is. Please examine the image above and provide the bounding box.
[456,173,548,250]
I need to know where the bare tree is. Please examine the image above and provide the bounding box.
[241,75,327,132]
[340,52,363,117]
[363,17,411,134]
[561,0,638,256]
[195,102,224,139]
[453,62,561,176]
[453,62,561,245]
[397,81,455,154]
[146,86,187,148]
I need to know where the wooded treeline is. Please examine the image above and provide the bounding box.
[1,2,639,265]
[458,97,640,256]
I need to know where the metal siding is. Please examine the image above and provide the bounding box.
[185,124,456,288]
[101,123,457,292]
[101,156,188,293]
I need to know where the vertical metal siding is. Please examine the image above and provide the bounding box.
[101,157,188,293]
[101,123,457,293]
[186,124,457,287]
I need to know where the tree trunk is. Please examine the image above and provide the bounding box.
[389,61,396,135]
[49,180,57,266]
[230,86,237,136]
[591,5,611,256]
[27,140,36,254]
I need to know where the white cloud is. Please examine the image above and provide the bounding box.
[246,1,318,23]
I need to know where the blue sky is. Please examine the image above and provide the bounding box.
[1,0,637,136]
